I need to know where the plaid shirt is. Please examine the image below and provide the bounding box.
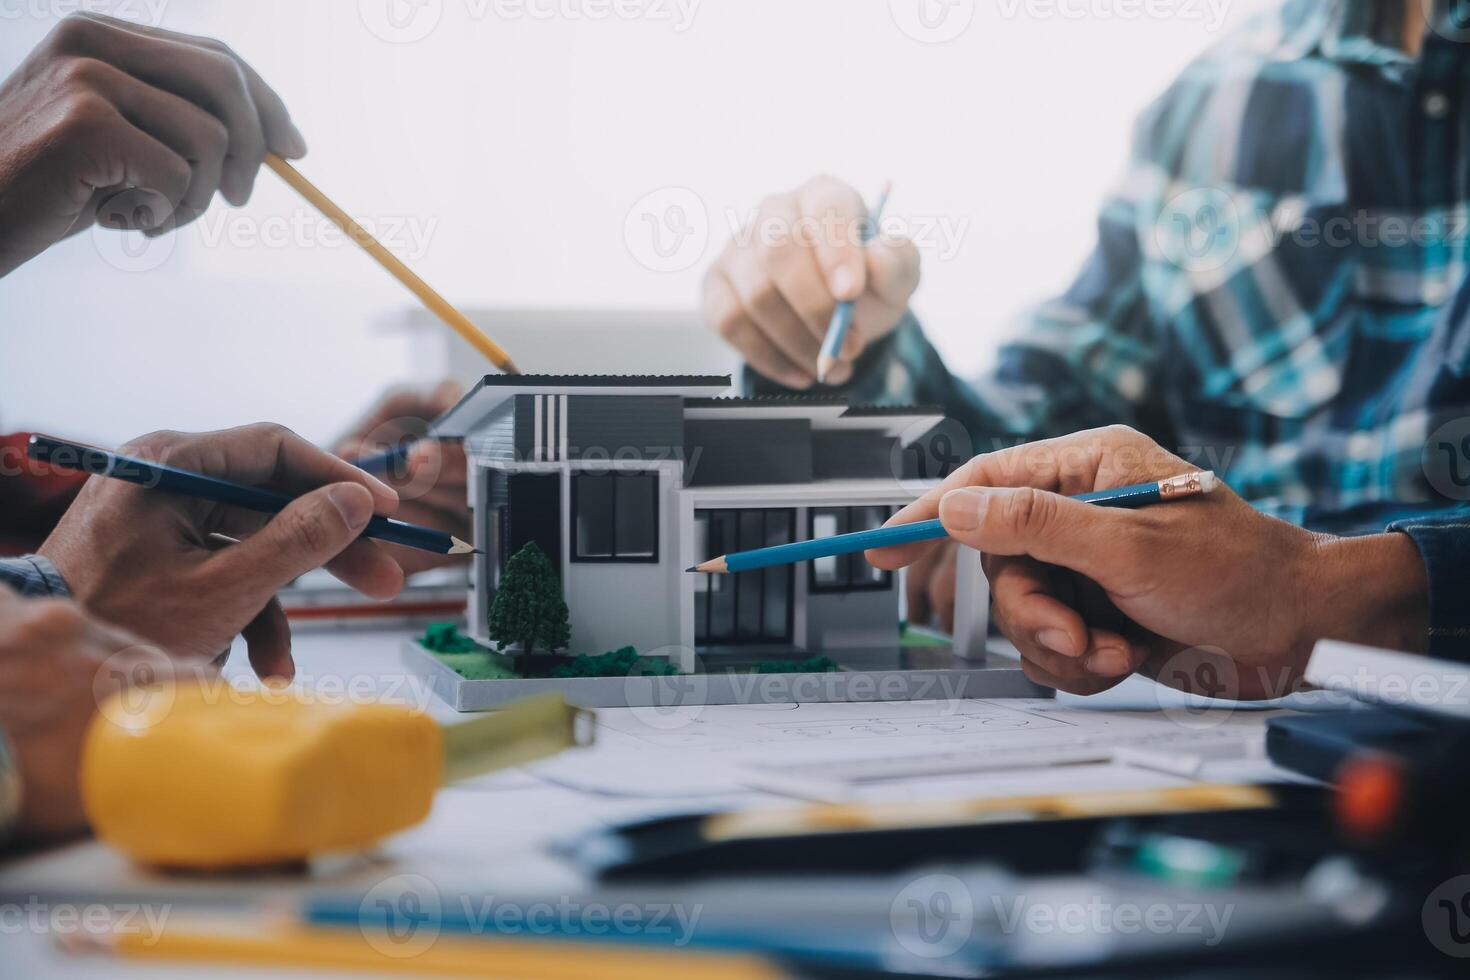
[749,0,1470,660]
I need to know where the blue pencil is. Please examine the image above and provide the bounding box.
[816,181,892,384]
[688,472,1218,574]
[27,434,477,557]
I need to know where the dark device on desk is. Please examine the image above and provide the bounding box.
[564,783,1325,881]
[1266,709,1446,784]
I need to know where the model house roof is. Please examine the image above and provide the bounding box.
[434,374,734,437]
[433,374,946,444]
[684,397,945,443]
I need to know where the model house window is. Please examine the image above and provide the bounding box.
[809,506,893,592]
[694,509,794,645]
[572,473,658,562]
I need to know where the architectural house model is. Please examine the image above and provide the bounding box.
[433,374,990,675]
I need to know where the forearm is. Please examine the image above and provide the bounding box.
[1304,532,1430,656]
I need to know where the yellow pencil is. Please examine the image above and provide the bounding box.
[62,919,783,980]
[265,153,520,375]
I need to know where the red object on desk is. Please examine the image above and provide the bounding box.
[0,432,88,556]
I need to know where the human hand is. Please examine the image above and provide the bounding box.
[906,538,959,634]
[0,589,182,843]
[0,12,305,277]
[335,380,469,577]
[869,426,1429,698]
[702,175,920,389]
[38,425,404,680]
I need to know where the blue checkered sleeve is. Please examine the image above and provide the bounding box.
[0,556,70,599]
[1389,510,1470,663]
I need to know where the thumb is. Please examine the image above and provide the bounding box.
[938,486,1134,583]
[214,483,376,595]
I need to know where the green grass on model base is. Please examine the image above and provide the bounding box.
[423,624,843,681]
[434,651,522,681]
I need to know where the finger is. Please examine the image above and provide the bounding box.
[58,13,269,204]
[755,193,837,341]
[1080,627,1148,678]
[936,485,1143,584]
[796,176,867,301]
[1020,655,1129,697]
[204,483,401,600]
[322,537,406,600]
[69,101,191,230]
[704,266,814,389]
[871,426,1182,567]
[987,556,1089,659]
[77,59,230,228]
[241,596,294,681]
[725,247,823,371]
[138,424,398,512]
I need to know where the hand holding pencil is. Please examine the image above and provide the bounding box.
[701,175,921,389]
[33,424,416,679]
[868,425,1400,700]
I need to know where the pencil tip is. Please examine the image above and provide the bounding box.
[816,355,837,384]
[684,566,698,573]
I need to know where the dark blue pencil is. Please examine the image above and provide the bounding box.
[28,434,477,557]
[688,471,1218,574]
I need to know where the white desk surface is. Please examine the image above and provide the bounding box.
[2,626,1322,979]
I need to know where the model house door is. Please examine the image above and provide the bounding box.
[503,473,562,577]
[694,508,795,646]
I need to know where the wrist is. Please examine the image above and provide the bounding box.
[1300,532,1429,654]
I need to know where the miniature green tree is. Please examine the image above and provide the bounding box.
[488,542,570,672]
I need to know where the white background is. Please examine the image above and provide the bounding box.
[0,0,1273,445]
